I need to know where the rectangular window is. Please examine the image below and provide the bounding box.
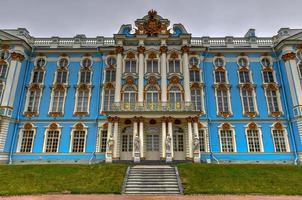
[125,60,136,73]
[26,90,41,112]
[72,130,86,152]
[19,130,34,153]
[45,130,60,153]
[246,130,261,152]
[242,89,255,113]
[51,90,65,112]
[147,134,159,151]
[191,89,202,111]
[168,60,180,73]
[100,130,107,152]
[239,71,250,83]
[173,134,184,151]
[0,84,3,104]
[190,70,200,82]
[215,71,226,83]
[220,130,235,152]
[0,64,8,79]
[103,89,115,111]
[199,129,206,152]
[217,90,229,113]
[32,71,44,84]
[263,71,275,83]
[80,71,91,84]
[266,90,280,113]
[105,70,116,82]
[122,135,133,152]
[147,60,159,73]
[56,71,68,84]
[272,130,288,152]
[76,90,89,112]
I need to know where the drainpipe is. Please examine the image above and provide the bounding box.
[202,47,219,164]
[272,47,298,165]
[9,46,34,164]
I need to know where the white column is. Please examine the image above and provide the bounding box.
[1,53,24,108]
[114,47,123,103]
[139,118,144,158]
[105,118,113,163]
[181,46,191,103]
[193,119,201,163]
[137,46,145,103]
[168,119,173,158]
[187,118,193,158]
[133,119,138,157]
[161,118,166,158]
[193,121,199,137]
[113,118,119,158]
[160,46,168,103]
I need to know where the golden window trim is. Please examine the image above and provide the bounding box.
[218,111,232,118]
[263,83,279,91]
[169,51,179,59]
[270,111,283,118]
[221,122,231,130]
[244,111,258,118]
[28,84,43,91]
[48,112,64,117]
[24,111,39,117]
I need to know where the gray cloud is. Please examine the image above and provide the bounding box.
[1,0,301,37]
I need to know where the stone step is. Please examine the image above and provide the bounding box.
[128,174,176,176]
[127,182,178,185]
[124,191,180,194]
[126,185,179,188]
[125,187,180,191]
[127,179,178,182]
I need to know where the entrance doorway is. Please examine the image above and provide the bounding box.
[145,126,160,160]
[173,126,185,160]
[120,126,133,160]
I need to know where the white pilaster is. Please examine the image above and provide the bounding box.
[168,119,173,158]
[160,46,168,103]
[137,46,145,103]
[113,119,119,158]
[105,119,113,163]
[161,119,166,159]
[182,46,191,103]
[139,119,144,158]
[133,119,138,157]
[187,119,193,158]
[114,47,123,103]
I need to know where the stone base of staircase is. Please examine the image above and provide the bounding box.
[123,165,183,194]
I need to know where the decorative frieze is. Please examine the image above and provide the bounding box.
[282,52,295,61]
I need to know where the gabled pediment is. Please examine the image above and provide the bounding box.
[282,30,302,41]
[0,30,22,41]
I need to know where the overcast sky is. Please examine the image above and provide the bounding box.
[1,0,302,38]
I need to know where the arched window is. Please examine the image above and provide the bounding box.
[26,89,41,112]
[107,57,116,66]
[105,70,116,82]
[71,124,87,153]
[298,62,302,78]
[124,86,136,103]
[32,70,44,84]
[82,58,92,68]
[121,126,133,152]
[191,88,202,111]
[146,86,158,103]
[261,57,271,67]
[219,124,236,152]
[44,124,60,153]
[76,90,89,112]
[263,71,275,83]
[271,123,289,152]
[189,57,199,66]
[190,70,200,82]
[18,128,35,153]
[217,89,229,113]
[103,89,115,111]
[50,90,65,113]
[238,57,248,67]
[0,83,4,104]
[239,71,250,83]
[0,50,9,60]
[266,89,280,113]
[0,63,8,79]
[36,58,46,67]
[58,58,69,68]
[241,89,255,113]
[215,71,226,83]
[246,128,262,152]
[169,86,182,103]
[214,57,225,67]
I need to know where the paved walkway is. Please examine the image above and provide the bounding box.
[1,195,302,200]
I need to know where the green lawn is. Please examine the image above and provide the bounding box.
[177,163,302,195]
[0,164,128,196]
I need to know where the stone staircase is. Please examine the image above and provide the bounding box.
[123,165,182,194]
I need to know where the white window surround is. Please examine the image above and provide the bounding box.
[123,53,138,73]
[48,89,67,114]
[270,124,290,153]
[296,49,302,61]
[262,70,277,83]
[297,61,302,78]
[0,50,10,60]
[57,57,70,68]
[0,61,8,79]
[189,56,200,67]
[237,56,249,67]
[54,70,69,84]
[30,67,46,85]
[102,88,115,111]
[73,88,92,114]
[106,56,117,66]
[97,127,108,153]
[17,127,36,153]
[260,57,272,68]
[42,127,61,153]
[244,124,264,152]
[215,88,233,115]
[105,69,116,82]
[167,52,182,74]
[0,82,4,104]
[213,56,226,68]
[80,56,93,68]
[264,89,283,115]
[239,88,258,115]
[24,88,43,114]
[69,126,88,153]
[35,57,47,68]
[198,128,209,153]
[218,124,237,153]
[78,69,92,84]
[191,88,204,112]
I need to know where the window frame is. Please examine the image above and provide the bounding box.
[271,126,290,153]
[245,127,264,153]
[219,127,237,153]
[124,59,137,73]
[43,128,61,153]
[74,89,91,113]
[265,89,282,114]
[216,89,231,114]
[241,89,257,114]
[168,59,181,74]
[70,128,87,153]
[0,62,8,79]
[24,89,42,113]
[17,128,36,153]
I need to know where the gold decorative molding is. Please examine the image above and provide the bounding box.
[170,76,180,84]
[49,123,59,130]
[11,52,25,61]
[181,45,190,54]
[248,122,257,130]
[126,52,135,59]
[282,52,295,61]
[170,51,179,59]
[49,112,63,117]
[115,46,124,54]
[74,112,89,117]
[24,111,38,117]
[137,46,145,54]
[148,52,157,59]
[159,46,168,54]
[74,122,84,130]
[274,122,283,129]
[221,122,231,130]
[219,112,232,118]
[270,111,282,118]
[24,122,33,129]
[244,111,257,118]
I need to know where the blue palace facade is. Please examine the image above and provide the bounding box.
[1,10,302,164]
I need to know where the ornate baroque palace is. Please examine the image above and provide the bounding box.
[1,10,302,164]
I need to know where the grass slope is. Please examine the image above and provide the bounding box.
[178,163,302,195]
[0,164,128,196]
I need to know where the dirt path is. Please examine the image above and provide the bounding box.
[1,194,302,200]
